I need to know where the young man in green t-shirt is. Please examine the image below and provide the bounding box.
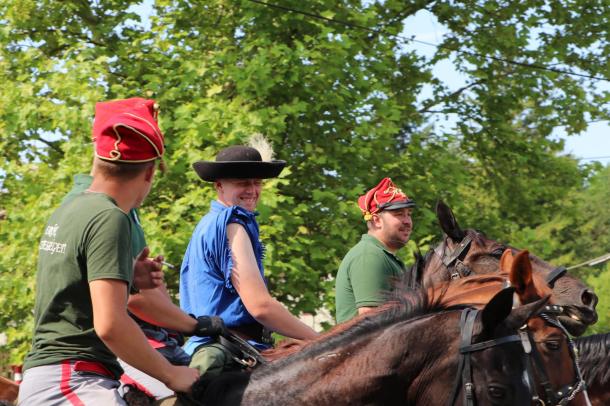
[63,171,200,400]
[335,177,415,323]
[18,98,200,405]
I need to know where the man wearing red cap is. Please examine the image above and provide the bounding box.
[335,177,415,323]
[18,98,200,405]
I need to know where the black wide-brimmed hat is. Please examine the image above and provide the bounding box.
[193,145,286,182]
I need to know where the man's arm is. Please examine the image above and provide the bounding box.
[357,307,376,316]
[90,279,199,393]
[227,223,318,340]
[127,284,197,333]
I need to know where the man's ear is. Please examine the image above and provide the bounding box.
[144,163,155,182]
[370,213,383,228]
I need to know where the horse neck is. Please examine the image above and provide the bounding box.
[245,311,459,405]
[422,252,449,287]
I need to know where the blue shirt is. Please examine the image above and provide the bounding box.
[180,200,267,353]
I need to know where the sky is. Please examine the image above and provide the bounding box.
[401,10,609,164]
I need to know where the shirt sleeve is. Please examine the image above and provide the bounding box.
[83,208,133,284]
[349,254,392,308]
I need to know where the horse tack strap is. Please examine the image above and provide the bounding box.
[435,235,473,280]
[545,266,567,286]
[218,334,267,369]
[460,334,521,353]
[439,236,473,268]
[448,308,478,406]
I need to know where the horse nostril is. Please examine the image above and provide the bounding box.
[581,289,598,308]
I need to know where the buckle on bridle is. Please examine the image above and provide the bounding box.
[464,383,474,399]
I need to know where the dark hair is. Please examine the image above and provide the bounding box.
[94,158,156,181]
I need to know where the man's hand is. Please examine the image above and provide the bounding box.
[132,247,164,291]
[192,316,228,337]
[164,365,200,394]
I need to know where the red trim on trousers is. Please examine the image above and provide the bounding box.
[60,361,85,406]
[119,373,155,398]
[147,337,167,349]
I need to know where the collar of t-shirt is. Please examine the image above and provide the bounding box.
[360,234,405,265]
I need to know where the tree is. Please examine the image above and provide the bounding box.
[1,0,608,365]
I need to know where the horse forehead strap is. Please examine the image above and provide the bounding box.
[435,235,473,268]
[357,177,412,221]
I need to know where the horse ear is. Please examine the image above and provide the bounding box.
[481,287,516,333]
[504,295,551,330]
[436,200,465,242]
[499,249,513,272]
[508,250,537,303]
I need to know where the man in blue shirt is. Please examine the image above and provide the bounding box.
[180,139,318,378]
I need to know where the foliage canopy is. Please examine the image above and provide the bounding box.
[1,0,608,366]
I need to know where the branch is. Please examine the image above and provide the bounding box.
[378,0,437,30]
[418,79,486,114]
[35,136,63,155]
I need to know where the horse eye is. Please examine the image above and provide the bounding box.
[488,385,506,399]
[491,248,505,257]
[545,340,561,351]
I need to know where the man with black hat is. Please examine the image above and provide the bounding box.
[180,136,318,378]
[335,177,415,323]
[18,98,200,405]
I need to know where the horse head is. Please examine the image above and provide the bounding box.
[431,250,589,406]
[500,249,590,406]
[419,200,598,336]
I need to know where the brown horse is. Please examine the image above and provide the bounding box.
[183,251,587,405]
[413,201,598,336]
[573,332,610,406]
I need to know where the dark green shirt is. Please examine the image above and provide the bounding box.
[335,234,405,323]
[23,192,134,378]
[63,174,147,255]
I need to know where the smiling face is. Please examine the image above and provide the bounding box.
[215,178,263,212]
[370,207,413,252]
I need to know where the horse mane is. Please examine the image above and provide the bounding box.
[574,332,610,385]
[261,287,438,371]
[264,267,549,365]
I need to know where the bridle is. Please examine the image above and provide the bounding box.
[433,233,568,287]
[448,306,587,406]
[522,309,588,406]
[434,235,473,280]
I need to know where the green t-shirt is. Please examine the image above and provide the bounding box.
[63,174,147,255]
[335,234,406,324]
[23,192,134,378]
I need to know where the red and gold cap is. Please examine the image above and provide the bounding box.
[358,177,415,221]
[92,98,164,163]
